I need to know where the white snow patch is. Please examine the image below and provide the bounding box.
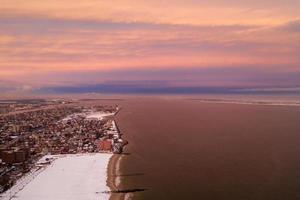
[1,154,112,200]
[86,112,115,120]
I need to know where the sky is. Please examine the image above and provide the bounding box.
[0,0,300,94]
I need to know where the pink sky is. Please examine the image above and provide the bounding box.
[0,0,300,92]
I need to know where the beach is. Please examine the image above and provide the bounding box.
[0,154,112,200]
[107,154,126,200]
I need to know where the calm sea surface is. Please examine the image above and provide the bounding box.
[112,96,300,200]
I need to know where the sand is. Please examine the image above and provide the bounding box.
[107,154,126,200]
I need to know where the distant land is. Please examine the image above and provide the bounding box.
[35,85,300,95]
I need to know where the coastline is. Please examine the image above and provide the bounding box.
[107,106,128,200]
[107,154,126,200]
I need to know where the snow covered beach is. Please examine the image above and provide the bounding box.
[0,154,112,200]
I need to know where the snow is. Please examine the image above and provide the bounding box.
[62,110,116,122]
[0,165,47,200]
[1,154,112,200]
[86,112,115,120]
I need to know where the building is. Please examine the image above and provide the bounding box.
[97,140,112,151]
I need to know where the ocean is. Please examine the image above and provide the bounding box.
[109,95,300,200]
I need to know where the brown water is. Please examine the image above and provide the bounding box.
[113,97,300,200]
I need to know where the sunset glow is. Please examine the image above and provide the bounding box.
[0,0,300,92]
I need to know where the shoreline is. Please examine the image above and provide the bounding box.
[107,154,126,200]
[107,106,128,200]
